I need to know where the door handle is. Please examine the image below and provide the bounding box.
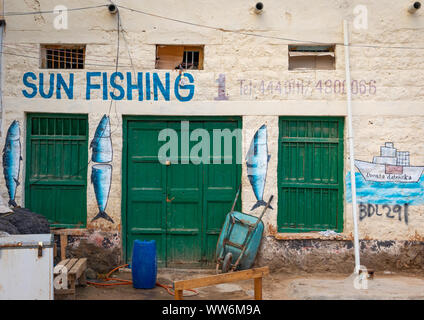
[166,195,175,203]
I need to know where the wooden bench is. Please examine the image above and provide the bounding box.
[173,266,269,300]
[51,228,87,261]
[54,258,87,299]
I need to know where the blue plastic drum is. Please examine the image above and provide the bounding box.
[131,240,157,289]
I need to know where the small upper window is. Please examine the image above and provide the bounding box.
[288,45,335,70]
[155,45,204,70]
[40,44,85,69]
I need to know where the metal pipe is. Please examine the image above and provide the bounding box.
[343,20,361,274]
[255,2,264,14]
[408,2,421,13]
[108,4,118,14]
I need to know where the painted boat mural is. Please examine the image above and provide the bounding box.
[91,164,114,223]
[347,142,424,205]
[2,121,21,207]
[355,142,424,183]
[246,124,273,210]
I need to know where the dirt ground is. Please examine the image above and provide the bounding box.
[61,268,424,300]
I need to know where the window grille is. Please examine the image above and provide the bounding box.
[41,44,85,69]
[396,151,410,166]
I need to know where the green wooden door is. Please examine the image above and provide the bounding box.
[125,120,167,265]
[123,117,241,267]
[278,117,344,232]
[165,121,203,267]
[25,114,88,228]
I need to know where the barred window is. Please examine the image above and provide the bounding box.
[40,44,86,69]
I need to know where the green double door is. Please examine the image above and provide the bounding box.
[124,117,241,267]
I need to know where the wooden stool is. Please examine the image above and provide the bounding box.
[54,258,87,299]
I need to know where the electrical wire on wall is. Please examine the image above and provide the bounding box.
[0,49,131,68]
[2,3,424,51]
[4,2,424,186]
[26,7,122,186]
[1,44,133,66]
[2,4,108,16]
[108,9,131,137]
[117,5,424,51]
[107,7,120,126]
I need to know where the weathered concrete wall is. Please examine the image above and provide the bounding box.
[256,237,424,273]
[1,1,424,268]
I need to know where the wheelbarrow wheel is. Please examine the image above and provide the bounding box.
[222,252,233,273]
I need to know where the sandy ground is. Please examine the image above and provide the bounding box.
[61,268,424,300]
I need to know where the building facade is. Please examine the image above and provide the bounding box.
[1,0,424,272]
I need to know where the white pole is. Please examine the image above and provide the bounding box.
[343,20,361,274]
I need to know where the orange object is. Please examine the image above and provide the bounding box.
[86,264,198,296]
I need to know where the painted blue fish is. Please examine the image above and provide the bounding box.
[91,164,114,223]
[90,115,112,163]
[2,121,21,207]
[246,124,273,210]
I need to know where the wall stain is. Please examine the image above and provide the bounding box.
[256,237,424,273]
[408,231,424,241]
[24,0,46,24]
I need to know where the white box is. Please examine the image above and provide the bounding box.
[0,234,54,300]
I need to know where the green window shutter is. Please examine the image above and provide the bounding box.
[277,117,344,233]
[25,113,88,228]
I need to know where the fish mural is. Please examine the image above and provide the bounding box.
[91,164,114,223]
[2,121,22,207]
[246,124,273,210]
[90,115,114,223]
[90,115,113,163]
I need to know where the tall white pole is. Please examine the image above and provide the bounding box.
[343,20,361,274]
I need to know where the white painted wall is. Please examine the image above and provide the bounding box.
[1,0,424,240]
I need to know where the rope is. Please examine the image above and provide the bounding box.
[0,211,14,218]
[86,264,199,297]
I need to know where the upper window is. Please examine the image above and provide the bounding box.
[155,45,204,70]
[288,45,335,70]
[40,44,86,69]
